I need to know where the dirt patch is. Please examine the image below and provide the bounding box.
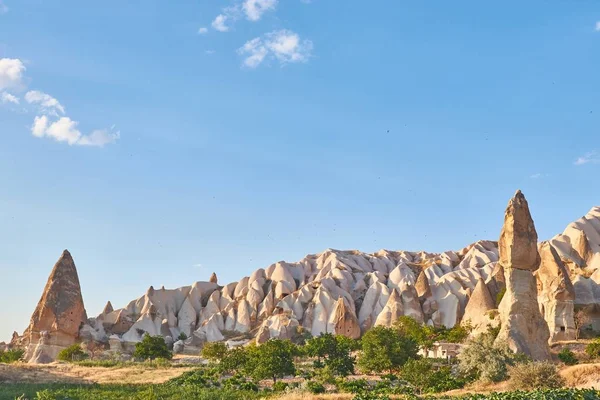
[0,363,193,385]
[560,363,600,388]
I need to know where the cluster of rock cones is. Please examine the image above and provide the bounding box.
[8,190,600,363]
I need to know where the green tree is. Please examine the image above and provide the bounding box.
[201,342,228,362]
[133,334,172,361]
[221,346,249,373]
[457,332,518,383]
[57,344,87,362]
[305,333,356,376]
[245,339,296,383]
[357,326,418,374]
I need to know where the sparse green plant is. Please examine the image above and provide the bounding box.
[0,348,24,363]
[496,287,506,306]
[201,342,228,362]
[177,332,188,341]
[457,332,520,383]
[558,348,578,365]
[586,338,600,359]
[133,334,172,361]
[57,344,87,362]
[507,361,564,390]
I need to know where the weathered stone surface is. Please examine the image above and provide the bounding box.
[537,242,576,342]
[209,272,218,284]
[498,190,541,272]
[462,277,496,330]
[495,191,550,360]
[23,250,87,363]
[328,298,360,339]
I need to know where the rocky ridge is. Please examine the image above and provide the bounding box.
[13,194,600,361]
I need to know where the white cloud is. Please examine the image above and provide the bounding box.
[0,1,7,14]
[0,58,25,90]
[243,0,277,21]
[574,150,600,165]
[238,30,313,68]
[30,115,119,147]
[1,91,19,104]
[44,117,82,145]
[198,27,208,34]
[238,38,269,67]
[530,173,542,179]
[595,21,600,31]
[78,128,120,147]
[193,263,203,268]
[25,90,65,115]
[212,14,230,32]
[31,115,48,137]
[205,50,216,55]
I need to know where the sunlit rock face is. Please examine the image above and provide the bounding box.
[17,192,600,361]
[495,191,551,361]
[22,250,87,364]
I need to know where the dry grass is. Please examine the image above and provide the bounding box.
[0,362,193,385]
[560,363,600,388]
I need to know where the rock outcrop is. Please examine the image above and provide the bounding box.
[537,242,576,341]
[495,191,551,360]
[15,194,600,361]
[23,250,87,363]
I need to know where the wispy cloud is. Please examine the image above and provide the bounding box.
[1,91,19,104]
[192,263,203,268]
[25,90,65,115]
[198,27,208,35]
[595,21,600,31]
[574,150,600,166]
[205,50,216,55]
[238,30,313,68]
[0,58,25,90]
[0,1,8,14]
[212,14,231,32]
[1,57,120,148]
[529,173,550,179]
[243,0,278,21]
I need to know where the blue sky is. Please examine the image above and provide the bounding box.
[1,0,600,341]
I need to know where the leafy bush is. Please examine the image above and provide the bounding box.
[337,378,369,394]
[0,348,24,363]
[244,339,297,384]
[177,332,188,341]
[305,333,356,376]
[304,380,326,394]
[457,332,519,383]
[399,358,466,394]
[353,393,390,400]
[496,287,506,306]
[358,326,418,373]
[201,342,228,362]
[586,339,600,358]
[507,361,564,390]
[57,344,87,362]
[272,381,288,392]
[558,348,578,365]
[133,335,172,361]
[220,347,248,374]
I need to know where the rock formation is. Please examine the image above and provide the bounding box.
[536,242,576,341]
[14,194,600,362]
[495,191,551,360]
[22,250,87,363]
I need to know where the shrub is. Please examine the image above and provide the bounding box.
[586,339,600,358]
[245,339,297,384]
[272,381,288,392]
[220,347,248,374]
[399,358,465,394]
[457,332,518,383]
[358,326,418,373]
[178,332,188,341]
[496,287,506,306]
[353,394,390,400]
[133,335,172,361]
[337,378,370,394]
[201,342,228,362]
[508,361,564,390]
[57,344,87,362]
[558,348,578,365]
[0,348,24,363]
[304,380,326,394]
[305,333,356,376]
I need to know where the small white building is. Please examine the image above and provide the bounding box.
[418,342,463,360]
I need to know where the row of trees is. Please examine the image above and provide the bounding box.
[199,317,470,383]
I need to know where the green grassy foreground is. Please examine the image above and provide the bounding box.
[2,385,600,400]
